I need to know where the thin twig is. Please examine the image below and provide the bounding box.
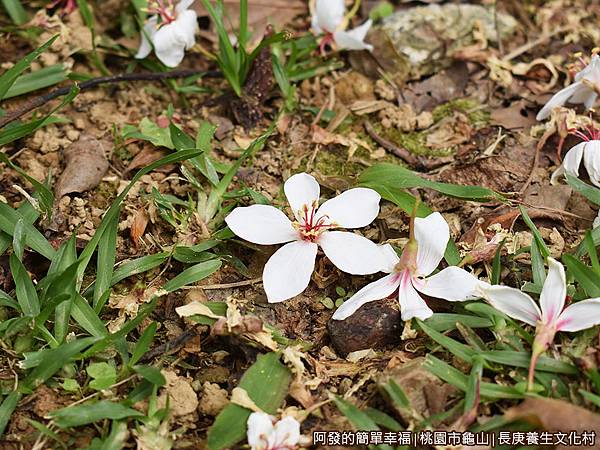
[364,120,420,167]
[180,277,262,290]
[140,329,198,362]
[0,69,221,129]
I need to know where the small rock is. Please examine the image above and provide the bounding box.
[327,297,401,356]
[198,382,229,416]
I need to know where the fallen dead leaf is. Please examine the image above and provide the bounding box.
[490,99,537,130]
[505,397,600,449]
[54,134,109,198]
[158,370,198,417]
[130,209,148,248]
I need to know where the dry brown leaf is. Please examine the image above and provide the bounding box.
[54,134,109,198]
[125,146,168,174]
[505,398,600,449]
[157,370,198,417]
[130,209,148,248]
[490,99,537,130]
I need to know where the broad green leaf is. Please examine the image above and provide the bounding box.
[566,174,600,205]
[87,362,117,391]
[207,352,292,450]
[71,294,109,337]
[9,254,40,317]
[132,365,165,386]
[49,400,143,428]
[22,336,98,389]
[163,259,222,293]
[0,392,20,437]
[4,65,67,99]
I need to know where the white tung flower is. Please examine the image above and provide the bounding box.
[225,173,385,303]
[247,412,300,450]
[136,0,198,68]
[311,0,373,52]
[479,257,600,389]
[333,212,481,322]
[537,54,600,121]
[551,126,600,188]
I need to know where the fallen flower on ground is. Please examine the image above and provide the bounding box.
[478,257,600,389]
[311,0,373,53]
[537,54,600,120]
[333,212,481,321]
[136,0,198,67]
[247,412,301,450]
[225,173,385,303]
[550,125,600,188]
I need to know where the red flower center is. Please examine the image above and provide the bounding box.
[294,202,335,242]
[147,0,177,25]
[569,124,600,142]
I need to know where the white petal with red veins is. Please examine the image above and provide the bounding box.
[583,140,600,187]
[536,82,583,120]
[332,273,401,320]
[225,205,297,245]
[479,285,542,326]
[539,257,566,325]
[284,173,321,222]
[319,231,388,275]
[398,273,433,321]
[316,187,380,228]
[263,240,318,303]
[556,299,600,332]
[414,212,449,277]
[416,266,481,302]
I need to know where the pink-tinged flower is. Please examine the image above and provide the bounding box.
[478,257,600,389]
[247,412,300,450]
[551,125,600,188]
[537,55,600,120]
[136,0,198,67]
[225,173,385,303]
[333,212,481,322]
[311,0,373,53]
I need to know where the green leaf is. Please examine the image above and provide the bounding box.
[0,203,55,260]
[418,319,476,363]
[359,163,505,202]
[9,253,40,317]
[207,352,292,450]
[94,214,118,310]
[333,396,393,450]
[480,350,577,374]
[563,254,600,298]
[519,205,550,258]
[132,365,165,386]
[0,392,20,437]
[71,295,109,337]
[49,400,143,428]
[22,337,98,389]
[62,379,80,392]
[137,118,173,148]
[163,259,222,293]
[87,362,117,391]
[130,322,157,366]
[424,313,492,332]
[0,36,58,99]
[1,0,28,25]
[566,174,600,205]
[4,65,67,99]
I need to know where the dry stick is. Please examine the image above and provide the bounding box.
[0,69,221,129]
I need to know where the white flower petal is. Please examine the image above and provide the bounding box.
[540,257,566,326]
[414,212,449,277]
[263,241,318,303]
[594,210,600,228]
[536,82,583,120]
[316,187,380,228]
[556,299,600,332]
[284,173,320,222]
[575,55,600,82]
[314,0,345,33]
[332,273,401,320]
[398,273,433,321]
[583,140,600,188]
[584,92,598,109]
[271,417,301,448]
[153,23,188,67]
[379,243,400,273]
[415,266,481,302]
[136,17,158,59]
[176,0,195,13]
[247,412,274,450]
[319,231,387,275]
[225,205,297,245]
[479,284,542,326]
[562,141,585,178]
[333,19,373,51]
[176,9,199,49]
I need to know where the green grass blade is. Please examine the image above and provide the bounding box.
[563,254,600,297]
[49,400,143,428]
[94,214,118,309]
[0,203,55,259]
[9,254,40,317]
[0,392,21,437]
[3,64,67,99]
[1,0,28,25]
[0,35,58,100]
[162,259,222,293]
